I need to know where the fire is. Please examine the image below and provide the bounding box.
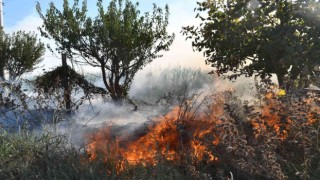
[250,91,290,139]
[251,90,320,139]
[86,98,224,169]
[121,108,182,165]
[118,96,226,165]
[85,89,320,174]
[85,126,124,169]
[305,94,320,125]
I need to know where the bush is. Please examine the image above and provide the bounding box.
[0,131,109,180]
[1,81,320,180]
[87,85,320,179]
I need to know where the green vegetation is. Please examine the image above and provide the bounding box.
[183,0,320,89]
[0,132,96,179]
[1,0,320,179]
[36,0,174,104]
[0,30,45,81]
[1,86,319,179]
[0,131,198,179]
[34,65,107,95]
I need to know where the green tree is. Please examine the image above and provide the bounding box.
[0,30,11,80]
[183,0,320,89]
[37,0,174,104]
[0,30,45,81]
[7,31,45,81]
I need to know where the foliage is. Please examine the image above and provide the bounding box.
[0,131,106,179]
[85,84,320,179]
[34,66,107,95]
[0,30,11,79]
[310,65,320,87]
[0,30,45,81]
[210,88,320,179]
[1,86,320,179]
[0,131,197,180]
[182,0,320,89]
[36,0,174,103]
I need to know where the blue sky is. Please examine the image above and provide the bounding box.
[3,0,170,27]
[3,0,207,74]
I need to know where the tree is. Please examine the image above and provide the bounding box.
[0,30,11,80]
[36,0,174,104]
[183,0,320,89]
[6,31,45,81]
[0,30,45,81]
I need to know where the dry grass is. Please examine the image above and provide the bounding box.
[1,81,320,179]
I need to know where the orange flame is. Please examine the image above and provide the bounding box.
[250,92,291,139]
[251,91,320,139]
[85,90,320,173]
[120,106,221,165]
[86,104,222,169]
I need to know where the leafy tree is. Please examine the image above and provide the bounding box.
[183,0,320,89]
[7,31,45,81]
[36,0,174,104]
[0,30,11,80]
[0,30,45,81]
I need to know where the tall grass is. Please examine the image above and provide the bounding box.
[1,89,320,179]
[0,131,105,180]
[0,129,202,180]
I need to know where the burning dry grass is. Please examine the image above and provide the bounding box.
[1,87,319,179]
[85,88,320,179]
[85,105,221,171]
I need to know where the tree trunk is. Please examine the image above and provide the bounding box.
[111,85,124,106]
[101,67,125,105]
[0,66,4,81]
[112,96,124,106]
[62,53,71,113]
[277,73,284,89]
